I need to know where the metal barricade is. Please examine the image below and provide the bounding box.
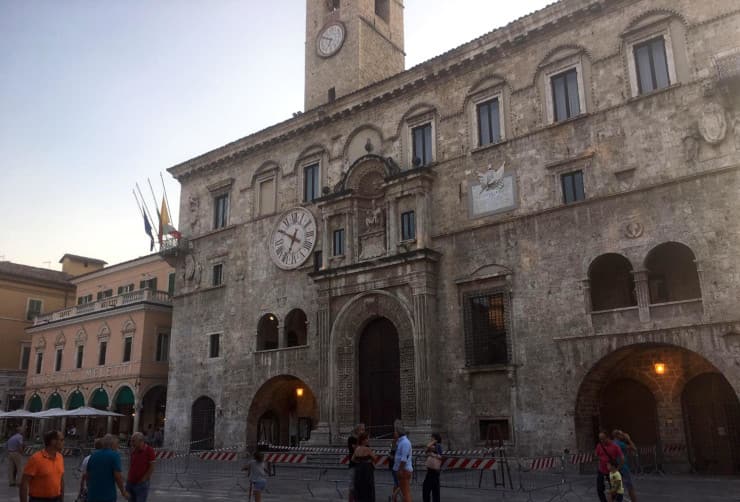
[516,455,569,501]
[185,448,247,492]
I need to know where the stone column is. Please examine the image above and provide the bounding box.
[345,211,353,262]
[411,287,435,428]
[107,416,113,434]
[581,278,593,328]
[415,192,427,249]
[322,216,330,269]
[632,269,651,322]
[387,198,398,254]
[133,404,141,433]
[307,294,332,445]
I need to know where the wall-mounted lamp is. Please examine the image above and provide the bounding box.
[296,388,304,398]
[654,362,666,375]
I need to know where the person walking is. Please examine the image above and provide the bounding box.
[389,430,400,502]
[595,432,623,502]
[611,430,638,502]
[607,460,624,502]
[392,420,413,502]
[86,434,128,502]
[126,432,155,502]
[347,423,365,502]
[352,433,377,502]
[19,429,65,502]
[242,451,268,502]
[7,426,24,487]
[422,433,443,502]
[77,438,103,502]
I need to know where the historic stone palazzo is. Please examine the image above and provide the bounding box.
[164,0,740,472]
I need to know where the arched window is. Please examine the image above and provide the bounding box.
[257,314,279,351]
[284,309,308,347]
[588,254,637,311]
[191,396,216,450]
[645,242,701,303]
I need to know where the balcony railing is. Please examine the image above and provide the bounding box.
[33,289,172,326]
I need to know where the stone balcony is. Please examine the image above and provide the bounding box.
[33,289,172,326]
[590,297,703,335]
[253,344,312,375]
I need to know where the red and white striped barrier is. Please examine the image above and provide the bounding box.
[570,452,593,464]
[638,445,656,455]
[61,448,81,456]
[442,457,497,470]
[198,451,239,461]
[155,450,177,460]
[663,444,686,454]
[529,457,558,470]
[23,447,39,455]
[263,453,307,464]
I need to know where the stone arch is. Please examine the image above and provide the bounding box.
[394,102,439,140]
[245,374,318,447]
[587,253,637,311]
[191,395,216,450]
[573,342,736,469]
[622,8,689,35]
[35,336,46,350]
[329,290,417,428]
[257,313,279,351]
[46,391,64,410]
[54,331,66,347]
[67,390,85,410]
[75,328,87,346]
[249,160,280,188]
[644,242,701,303]
[342,124,385,164]
[97,322,111,340]
[284,308,308,347]
[334,154,398,194]
[121,318,136,336]
[292,143,328,175]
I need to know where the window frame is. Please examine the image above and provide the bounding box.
[544,61,586,124]
[633,36,671,95]
[168,272,176,296]
[35,352,43,374]
[255,173,278,217]
[213,192,230,229]
[156,332,170,362]
[404,110,437,169]
[98,341,107,366]
[75,345,84,369]
[550,68,582,122]
[332,228,345,257]
[626,30,677,98]
[122,336,133,363]
[26,298,43,321]
[20,345,31,371]
[303,163,321,203]
[560,170,586,204]
[208,333,221,359]
[475,96,504,147]
[400,210,416,242]
[212,263,224,287]
[117,284,135,295]
[411,123,433,168]
[54,348,63,372]
[478,418,512,443]
[462,288,512,367]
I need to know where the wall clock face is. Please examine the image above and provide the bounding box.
[317,23,345,58]
[269,207,317,270]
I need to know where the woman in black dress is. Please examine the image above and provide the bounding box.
[352,432,377,502]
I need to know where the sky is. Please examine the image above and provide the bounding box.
[0,0,552,269]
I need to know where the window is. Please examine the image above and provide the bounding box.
[139,278,157,291]
[123,337,132,363]
[479,419,511,442]
[257,314,279,351]
[551,68,581,122]
[209,333,220,358]
[561,170,585,204]
[168,272,176,296]
[55,348,63,372]
[98,341,107,366]
[76,345,84,369]
[77,294,93,305]
[35,352,43,374]
[477,98,501,146]
[375,0,389,21]
[328,87,336,103]
[156,333,170,362]
[333,229,345,256]
[96,289,113,301]
[257,177,276,216]
[20,346,30,370]
[214,193,229,229]
[401,211,416,241]
[212,264,223,286]
[411,124,433,167]
[634,36,670,94]
[464,291,509,366]
[313,250,323,272]
[117,284,134,295]
[329,0,339,11]
[304,163,320,202]
[26,299,43,321]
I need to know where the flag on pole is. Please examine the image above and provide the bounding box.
[143,213,155,251]
[159,198,182,241]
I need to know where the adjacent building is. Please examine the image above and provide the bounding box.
[25,254,174,438]
[163,0,740,473]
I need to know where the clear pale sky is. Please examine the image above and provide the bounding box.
[0,0,551,269]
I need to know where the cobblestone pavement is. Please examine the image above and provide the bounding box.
[2,458,740,501]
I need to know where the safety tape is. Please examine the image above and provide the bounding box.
[198,451,239,461]
[154,450,177,460]
[443,457,497,470]
[529,457,558,470]
[638,445,656,455]
[23,447,40,455]
[663,444,686,454]
[570,453,593,464]
[61,448,80,456]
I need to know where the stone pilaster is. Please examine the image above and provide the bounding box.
[633,269,651,323]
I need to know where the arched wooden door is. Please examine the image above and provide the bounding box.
[682,373,740,474]
[599,379,659,447]
[191,396,216,450]
[359,317,401,436]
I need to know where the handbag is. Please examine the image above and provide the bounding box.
[425,452,442,471]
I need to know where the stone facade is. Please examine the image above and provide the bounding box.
[165,0,740,469]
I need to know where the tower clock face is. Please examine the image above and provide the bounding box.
[269,207,317,270]
[317,23,345,58]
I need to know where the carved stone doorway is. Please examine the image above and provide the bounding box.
[359,317,401,437]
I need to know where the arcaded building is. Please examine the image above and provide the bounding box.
[164,0,740,472]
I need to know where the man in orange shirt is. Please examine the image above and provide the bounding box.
[19,430,65,502]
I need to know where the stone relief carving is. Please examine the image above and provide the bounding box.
[75,328,88,346]
[477,162,506,193]
[363,199,384,233]
[698,102,727,145]
[624,221,644,239]
[733,114,740,150]
[121,318,136,335]
[682,135,699,163]
[98,322,111,340]
[189,195,200,228]
[54,331,66,347]
[723,332,740,357]
[36,336,46,350]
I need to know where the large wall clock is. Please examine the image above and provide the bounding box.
[269,207,317,270]
[317,22,345,58]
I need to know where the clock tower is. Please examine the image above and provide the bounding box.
[305,0,405,111]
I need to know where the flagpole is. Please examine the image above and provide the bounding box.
[147,178,162,225]
[135,183,157,231]
[160,171,174,224]
[132,189,145,218]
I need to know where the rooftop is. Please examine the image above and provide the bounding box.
[0,261,74,288]
[58,254,108,265]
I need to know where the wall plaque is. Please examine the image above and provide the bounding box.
[468,174,517,218]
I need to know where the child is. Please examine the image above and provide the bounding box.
[607,459,625,502]
[242,451,268,502]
